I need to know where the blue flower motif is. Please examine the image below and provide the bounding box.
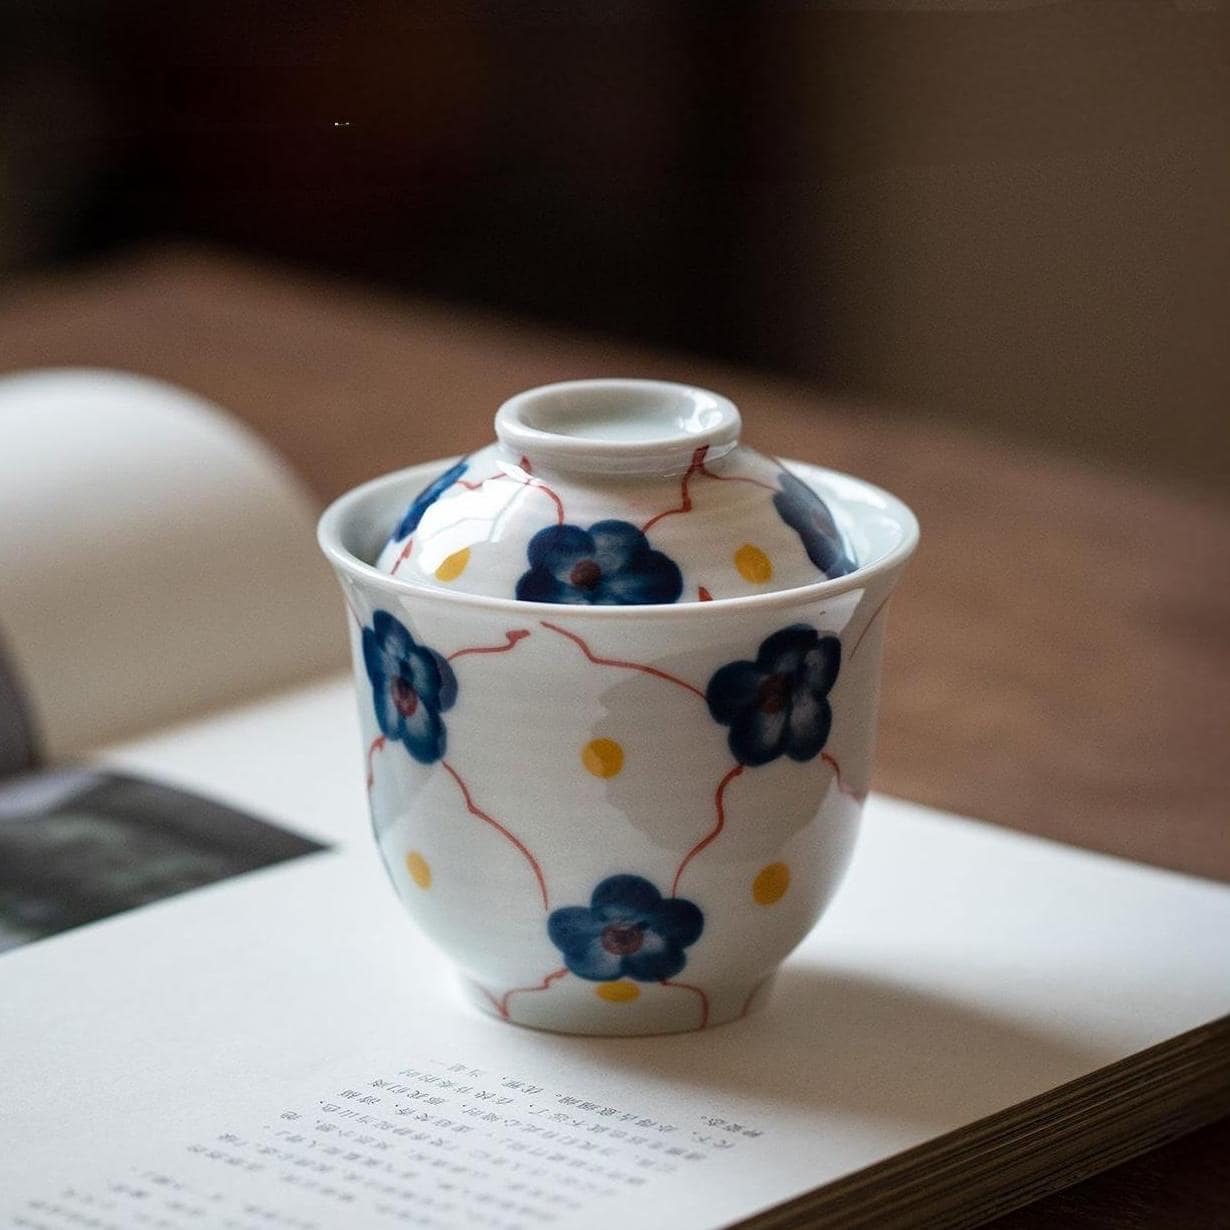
[390,459,468,543]
[363,610,457,764]
[773,470,857,579]
[706,625,841,767]
[516,520,683,605]
[548,875,704,982]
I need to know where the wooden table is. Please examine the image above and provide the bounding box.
[3,246,1227,1228]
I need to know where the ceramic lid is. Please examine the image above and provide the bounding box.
[375,379,858,604]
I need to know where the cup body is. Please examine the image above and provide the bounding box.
[320,458,917,1034]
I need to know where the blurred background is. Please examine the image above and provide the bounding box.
[2,0,1226,490]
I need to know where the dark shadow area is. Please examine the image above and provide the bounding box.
[512,965,1104,1134]
[0,767,326,952]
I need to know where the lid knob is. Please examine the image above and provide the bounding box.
[494,378,741,478]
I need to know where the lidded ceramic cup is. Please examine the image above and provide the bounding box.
[319,379,918,1035]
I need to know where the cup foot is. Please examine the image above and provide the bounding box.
[458,971,777,1036]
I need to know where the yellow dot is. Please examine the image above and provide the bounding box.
[581,738,624,778]
[596,980,640,1003]
[405,851,432,890]
[434,547,471,582]
[753,861,790,905]
[735,543,773,584]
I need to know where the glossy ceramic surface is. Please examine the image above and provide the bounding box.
[375,380,857,603]
[320,388,918,1036]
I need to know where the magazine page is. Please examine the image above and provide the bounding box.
[0,368,345,761]
[0,766,326,954]
[2,677,1229,1230]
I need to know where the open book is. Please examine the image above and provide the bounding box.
[3,370,1228,1230]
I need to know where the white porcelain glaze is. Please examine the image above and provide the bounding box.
[374,379,858,603]
[495,378,740,474]
[320,386,918,1036]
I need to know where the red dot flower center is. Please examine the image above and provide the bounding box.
[600,922,645,956]
[569,558,603,590]
[390,676,420,717]
[757,672,790,715]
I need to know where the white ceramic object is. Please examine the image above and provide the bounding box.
[373,379,857,602]
[319,379,918,1035]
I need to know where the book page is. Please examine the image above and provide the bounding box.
[2,678,1229,1230]
[0,767,325,953]
[0,369,345,759]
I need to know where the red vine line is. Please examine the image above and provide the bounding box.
[525,474,565,525]
[539,621,707,701]
[849,595,891,662]
[499,967,569,1019]
[697,458,778,491]
[641,445,707,532]
[434,460,566,525]
[641,445,779,534]
[661,979,710,1030]
[365,735,386,791]
[821,751,865,802]
[447,629,531,662]
[441,759,549,910]
[456,473,503,491]
[470,980,505,1017]
[671,764,744,895]
[507,455,566,525]
[388,537,415,576]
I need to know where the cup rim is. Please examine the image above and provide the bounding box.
[317,456,920,620]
